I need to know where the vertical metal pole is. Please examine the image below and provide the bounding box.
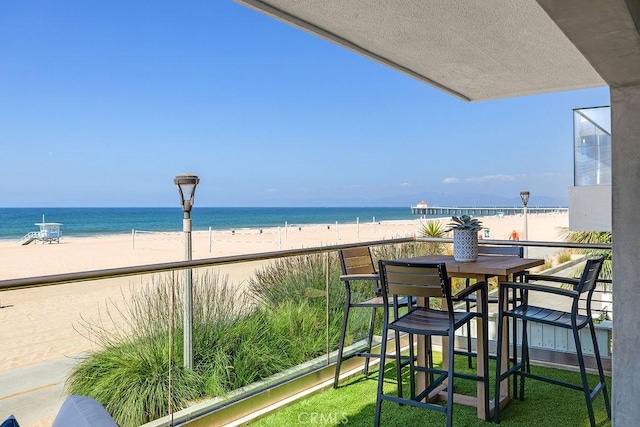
[523,205,529,258]
[183,212,193,369]
[169,272,175,425]
[278,226,282,250]
[325,252,330,364]
[209,226,212,253]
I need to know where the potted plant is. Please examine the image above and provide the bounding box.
[445,215,483,262]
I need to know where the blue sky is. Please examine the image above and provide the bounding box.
[0,1,610,208]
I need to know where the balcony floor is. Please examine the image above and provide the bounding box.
[248,353,611,427]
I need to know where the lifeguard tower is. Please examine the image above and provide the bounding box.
[20,222,63,245]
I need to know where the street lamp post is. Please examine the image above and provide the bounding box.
[174,173,200,369]
[520,190,530,258]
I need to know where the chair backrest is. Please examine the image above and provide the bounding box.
[478,245,523,258]
[378,260,450,304]
[338,246,376,276]
[576,255,605,295]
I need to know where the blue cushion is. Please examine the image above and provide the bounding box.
[0,415,19,427]
[52,395,117,427]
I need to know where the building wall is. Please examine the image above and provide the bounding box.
[568,185,611,231]
[612,84,640,426]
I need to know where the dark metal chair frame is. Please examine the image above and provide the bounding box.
[333,246,411,390]
[374,259,490,427]
[493,255,611,426]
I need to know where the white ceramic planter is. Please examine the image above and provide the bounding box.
[453,229,478,262]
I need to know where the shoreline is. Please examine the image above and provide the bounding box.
[0,213,569,281]
[0,209,567,242]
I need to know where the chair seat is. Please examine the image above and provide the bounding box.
[507,305,589,328]
[389,307,475,335]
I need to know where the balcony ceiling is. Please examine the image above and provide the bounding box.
[236,0,640,101]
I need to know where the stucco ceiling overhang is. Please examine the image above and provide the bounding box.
[236,0,607,102]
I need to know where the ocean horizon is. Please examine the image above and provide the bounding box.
[0,207,420,241]
[0,206,556,241]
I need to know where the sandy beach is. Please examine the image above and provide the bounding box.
[0,212,568,372]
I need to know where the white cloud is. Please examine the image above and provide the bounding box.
[398,182,411,187]
[442,174,518,184]
[442,177,460,184]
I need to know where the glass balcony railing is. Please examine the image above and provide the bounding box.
[0,237,612,427]
[573,106,611,186]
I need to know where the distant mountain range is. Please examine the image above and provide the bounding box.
[374,192,567,208]
[286,192,567,208]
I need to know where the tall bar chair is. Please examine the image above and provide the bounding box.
[374,259,490,427]
[494,255,611,426]
[333,246,411,390]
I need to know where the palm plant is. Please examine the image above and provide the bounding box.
[418,220,447,254]
[559,228,612,279]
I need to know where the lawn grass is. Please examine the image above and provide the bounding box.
[250,353,612,426]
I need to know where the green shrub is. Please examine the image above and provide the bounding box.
[371,242,427,262]
[67,273,210,425]
[248,253,371,352]
[68,254,375,426]
[556,250,573,264]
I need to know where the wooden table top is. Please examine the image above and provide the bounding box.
[397,254,545,277]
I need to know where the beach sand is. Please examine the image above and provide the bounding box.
[0,212,568,426]
[0,211,568,371]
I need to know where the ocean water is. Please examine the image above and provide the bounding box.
[0,207,420,241]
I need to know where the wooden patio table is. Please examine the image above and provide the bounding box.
[396,254,545,419]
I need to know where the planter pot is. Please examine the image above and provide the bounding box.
[453,229,479,262]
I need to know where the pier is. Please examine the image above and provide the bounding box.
[410,205,568,216]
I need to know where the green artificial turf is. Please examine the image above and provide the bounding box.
[250,353,612,427]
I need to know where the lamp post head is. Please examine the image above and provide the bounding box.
[520,190,530,207]
[174,174,200,213]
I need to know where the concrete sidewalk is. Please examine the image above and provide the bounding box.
[0,358,78,426]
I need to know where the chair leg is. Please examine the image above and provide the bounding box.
[373,320,390,427]
[481,313,490,421]
[333,296,351,389]
[511,291,519,399]
[493,302,506,424]
[519,319,528,400]
[510,316,518,399]
[446,331,455,427]
[573,327,597,427]
[426,335,434,384]
[394,330,403,399]
[589,321,611,419]
[363,306,377,376]
[409,333,416,400]
[466,298,473,368]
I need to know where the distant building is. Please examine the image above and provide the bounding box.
[35,222,62,243]
[568,106,611,231]
[20,222,62,245]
